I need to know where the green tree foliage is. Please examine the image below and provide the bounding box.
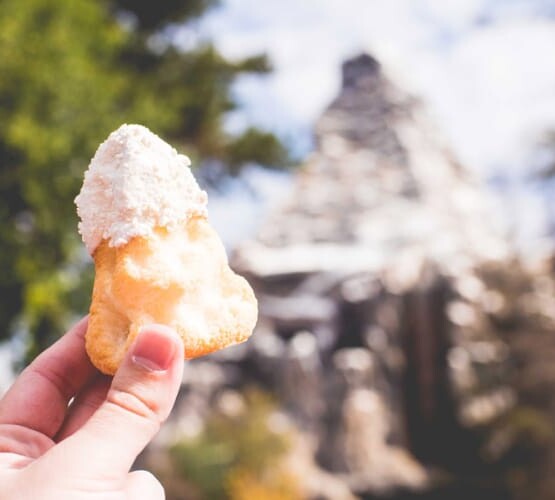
[162,389,298,500]
[228,127,290,173]
[0,0,289,360]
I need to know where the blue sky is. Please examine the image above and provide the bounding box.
[190,0,555,177]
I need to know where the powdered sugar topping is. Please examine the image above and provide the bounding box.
[75,124,207,254]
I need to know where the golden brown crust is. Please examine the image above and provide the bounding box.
[86,218,257,375]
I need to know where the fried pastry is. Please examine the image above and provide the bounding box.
[75,124,257,375]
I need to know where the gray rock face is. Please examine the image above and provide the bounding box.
[237,54,508,280]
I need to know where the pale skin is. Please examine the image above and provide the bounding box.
[0,317,185,499]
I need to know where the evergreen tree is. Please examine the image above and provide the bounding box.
[0,0,288,360]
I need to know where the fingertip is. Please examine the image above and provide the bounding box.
[130,325,183,373]
[138,323,182,344]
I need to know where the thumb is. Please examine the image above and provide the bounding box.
[50,324,184,479]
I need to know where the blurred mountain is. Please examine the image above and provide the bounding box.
[147,53,555,500]
[230,52,514,497]
[236,53,508,272]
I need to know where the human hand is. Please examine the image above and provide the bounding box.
[0,317,184,499]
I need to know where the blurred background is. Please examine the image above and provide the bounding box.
[2,1,555,499]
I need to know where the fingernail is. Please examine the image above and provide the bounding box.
[131,326,177,372]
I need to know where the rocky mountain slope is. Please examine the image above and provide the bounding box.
[148,54,555,500]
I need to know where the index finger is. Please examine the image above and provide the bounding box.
[0,316,98,439]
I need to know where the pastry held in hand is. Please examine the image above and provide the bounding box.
[75,124,257,375]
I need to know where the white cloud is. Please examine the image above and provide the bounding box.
[415,19,555,173]
[417,0,483,31]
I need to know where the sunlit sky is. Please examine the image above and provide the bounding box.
[170,0,555,250]
[189,0,555,176]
